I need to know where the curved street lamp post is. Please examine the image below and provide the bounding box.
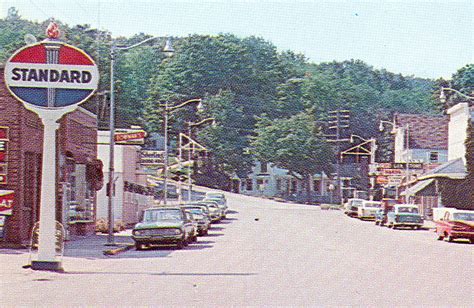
[107,36,174,245]
[161,99,202,205]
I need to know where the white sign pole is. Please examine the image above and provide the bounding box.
[32,108,72,271]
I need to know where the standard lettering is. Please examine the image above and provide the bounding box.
[82,71,92,83]
[9,68,94,84]
[11,68,21,81]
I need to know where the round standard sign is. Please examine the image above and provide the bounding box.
[4,41,99,108]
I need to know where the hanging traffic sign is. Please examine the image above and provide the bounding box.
[4,37,99,108]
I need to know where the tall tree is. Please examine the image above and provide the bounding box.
[252,113,334,200]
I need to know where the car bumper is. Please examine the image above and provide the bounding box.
[449,231,474,239]
[359,213,377,219]
[393,222,423,227]
[132,235,183,244]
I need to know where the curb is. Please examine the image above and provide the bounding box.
[103,243,134,256]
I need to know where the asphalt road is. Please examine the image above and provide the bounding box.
[1,191,473,306]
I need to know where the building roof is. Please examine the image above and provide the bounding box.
[402,158,466,196]
[394,113,448,150]
[416,158,467,181]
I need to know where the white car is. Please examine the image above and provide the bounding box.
[202,197,227,219]
[344,198,365,217]
[357,200,382,220]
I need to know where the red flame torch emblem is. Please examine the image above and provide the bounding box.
[46,22,60,39]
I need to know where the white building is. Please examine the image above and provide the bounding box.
[238,161,332,202]
[97,130,153,227]
[447,103,474,163]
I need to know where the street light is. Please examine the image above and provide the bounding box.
[107,36,174,245]
[439,87,474,104]
[161,99,202,205]
[186,118,215,201]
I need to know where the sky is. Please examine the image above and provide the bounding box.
[0,0,472,79]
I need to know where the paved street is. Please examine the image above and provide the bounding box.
[1,191,473,306]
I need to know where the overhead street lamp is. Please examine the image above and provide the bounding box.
[439,87,474,104]
[107,36,174,245]
[186,118,215,201]
[161,99,202,205]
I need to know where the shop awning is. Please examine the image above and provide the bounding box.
[400,179,434,196]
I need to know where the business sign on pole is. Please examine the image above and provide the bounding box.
[114,130,147,144]
[0,190,14,215]
[0,127,8,185]
[4,28,99,108]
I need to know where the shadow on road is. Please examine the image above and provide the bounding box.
[64,271,257,276]
[204,233,224,237]
[210,226,225,231]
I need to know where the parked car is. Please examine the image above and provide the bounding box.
[344,198,365,217]
[435,209,474,243]
[386,204,424,229]
[202,197,227,219]
[132,207,196,250]
[357,200,382,220]
[205,191,227,204]
[374,198,397,226]
[182,205,211,236]
[196,200,222,222]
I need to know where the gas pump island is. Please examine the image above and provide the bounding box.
[4,23,99,271]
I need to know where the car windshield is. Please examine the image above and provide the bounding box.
[143,209,182,222]
[204,198,223,204]
[187,209,203,215]
[453,213,474,221]
[364,202,381,208]
[398,207,418,213]
[207,193,224,199]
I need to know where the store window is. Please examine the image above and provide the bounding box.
[276,179,282,191]
[313,180,321,194]
[245,178,253,191]
[429,151,439,163]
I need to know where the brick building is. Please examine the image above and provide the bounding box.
[0,66,101,245]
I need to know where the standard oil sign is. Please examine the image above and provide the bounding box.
[4,33,99,108]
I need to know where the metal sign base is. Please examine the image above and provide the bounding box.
[31,260,64,272]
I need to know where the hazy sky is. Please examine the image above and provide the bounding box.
[1,0,472,79]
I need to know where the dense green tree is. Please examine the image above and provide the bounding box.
[197,90,254,178]
[252,113,334,199]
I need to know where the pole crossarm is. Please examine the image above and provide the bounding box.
[178,133,207,151]
[341,141,372,156]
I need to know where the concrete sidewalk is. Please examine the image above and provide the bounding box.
[64,230,134,258]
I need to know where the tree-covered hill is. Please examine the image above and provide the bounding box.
[3,8,470,188]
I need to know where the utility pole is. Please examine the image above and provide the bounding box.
[327,110,350,204]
